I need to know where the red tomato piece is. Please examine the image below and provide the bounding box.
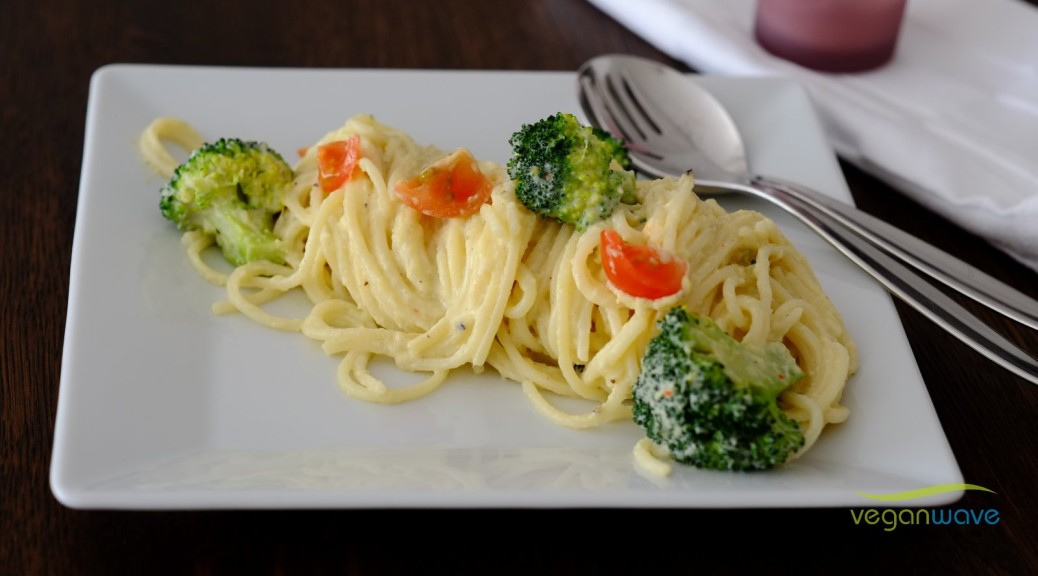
[317,134,361,193]
[600,229,686,299]
[394,148,493,218]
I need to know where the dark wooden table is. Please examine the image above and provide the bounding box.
[3,0,1036,573]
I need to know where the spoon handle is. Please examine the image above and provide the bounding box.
[752,175,1038,331]
[772,189,1038,386]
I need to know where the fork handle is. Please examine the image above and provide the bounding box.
[771,189,1038,386]
[752,175,1038,331]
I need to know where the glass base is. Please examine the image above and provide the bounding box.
[753,0,906,73]
[755,27,898,72]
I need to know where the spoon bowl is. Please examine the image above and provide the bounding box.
[577,54,750,183]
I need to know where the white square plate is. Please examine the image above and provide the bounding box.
[51,65,962,509]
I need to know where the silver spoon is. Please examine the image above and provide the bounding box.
[577,53,1038,385]
[577,54,1038,330]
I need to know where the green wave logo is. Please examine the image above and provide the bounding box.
[856,484,995,502]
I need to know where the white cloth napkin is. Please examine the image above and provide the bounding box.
[587,0,1038,273]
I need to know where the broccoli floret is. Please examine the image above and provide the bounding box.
[507,112,635,230]
[633,306,805,471]
[160,138,293,266]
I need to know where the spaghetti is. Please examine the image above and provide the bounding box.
[141,114,857,472]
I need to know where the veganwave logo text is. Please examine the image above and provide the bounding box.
[849,483,999,532]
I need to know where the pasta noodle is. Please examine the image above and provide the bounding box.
[141,114,858,472]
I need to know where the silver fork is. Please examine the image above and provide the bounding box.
[577,54,1038,331]
[576,55,1038,385]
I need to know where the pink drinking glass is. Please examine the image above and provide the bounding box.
[754,0,908,72]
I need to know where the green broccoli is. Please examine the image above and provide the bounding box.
[160,138,293,266]
[632,306,806,471]
[506,112,635,230]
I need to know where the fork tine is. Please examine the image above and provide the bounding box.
[597,73,643,144]
[578,67,663,160]
[597,76,650,147]
[608,71,664,141]
[580,74,640,149]
[578,75,627,141]
[597,72,669,161]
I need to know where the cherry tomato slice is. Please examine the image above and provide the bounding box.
[394,148,493,218]
[317,134,361,193]
[600,229,686,299]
